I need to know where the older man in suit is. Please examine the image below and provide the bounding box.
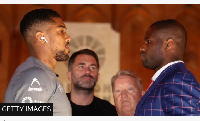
[135,19,200,116]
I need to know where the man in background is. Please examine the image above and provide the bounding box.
[4,8,72,116]
[111,70,144,116]
[66,49,118,116]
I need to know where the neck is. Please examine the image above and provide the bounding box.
[29,53,57,71]
[40,57,57,71]
[29,41,57,71]
[155,53,182,71]
[155,58,182,72]
[70,88,94,105]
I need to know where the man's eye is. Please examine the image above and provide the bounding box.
[127,87,136,93]
[60,29,66,33]
[145,40,151,44]
[90,66,96,71]
[147,40,151,44]
[128,88,133,90]
[114,90,121,94]
[79,66,84,69]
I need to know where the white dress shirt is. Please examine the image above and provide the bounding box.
[151,60,184,82]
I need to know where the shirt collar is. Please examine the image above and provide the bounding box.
[151,60,184,81]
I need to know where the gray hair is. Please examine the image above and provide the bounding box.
[111,70,143,92]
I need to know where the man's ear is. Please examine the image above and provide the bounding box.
[165,39,174,50]
[35,32,46,43]
[67,71,72,81]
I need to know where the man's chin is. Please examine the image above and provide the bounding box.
[56,54,69,61]
[81,85,95,90]
[121,107,132,113]
[142,62,150,69]
[76,84,95,91]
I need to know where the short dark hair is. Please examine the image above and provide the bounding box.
[20,8,61,40]
[150,19,187,49]
[68,49,100,71]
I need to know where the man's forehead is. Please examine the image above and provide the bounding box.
[74,55,97,64]
[58,25,67,29]
[115,79,137,88]
[116,75,137,81]
[51,17,66,28]
[145,27,164,38]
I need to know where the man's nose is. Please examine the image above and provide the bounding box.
[140,44,146,52]
[85,67,91,74]
[65,34,71,42]
[121,90,128,98]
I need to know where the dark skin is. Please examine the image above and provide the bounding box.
[26,17,71,71]
[140,24,185,72]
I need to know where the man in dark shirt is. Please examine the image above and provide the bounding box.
[66,49,117,116]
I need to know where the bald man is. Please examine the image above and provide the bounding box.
[135,19,200,116]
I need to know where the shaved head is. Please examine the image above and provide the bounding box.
[149,19,187,55]
[20,8,61,42]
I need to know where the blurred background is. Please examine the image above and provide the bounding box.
[0,4,200,103]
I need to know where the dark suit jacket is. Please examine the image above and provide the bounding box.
[135,62,200,116]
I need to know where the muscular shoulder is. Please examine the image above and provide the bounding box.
[22,67,50,79]
[8,67,52,100]
[16,67,55,86]
[160,68,200,115]
[163,68,198,86]
[160,66,199,98]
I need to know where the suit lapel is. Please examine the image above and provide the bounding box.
[135,76,162,114]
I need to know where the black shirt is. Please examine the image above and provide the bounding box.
[66,93,118,116]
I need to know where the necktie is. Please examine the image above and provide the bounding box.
[146,81,154,91]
